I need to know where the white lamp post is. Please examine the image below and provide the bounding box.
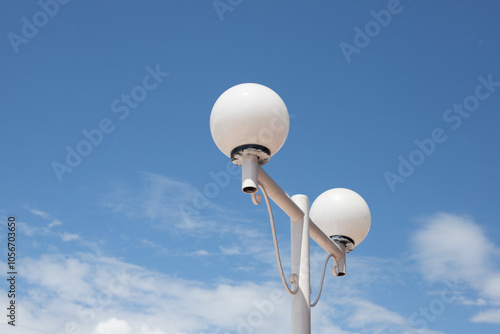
[210,83,371,334]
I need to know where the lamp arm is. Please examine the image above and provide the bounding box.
[257,166,346,265]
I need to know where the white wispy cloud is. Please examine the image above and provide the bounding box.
[29,207,63,228]
[49,219,63,228]
[470,309,500,324]
[311,295,445,334]
[29,208,52,220]
[220,245,241,255]
[344,298,407,329]
[92,317,132,334]
[61,232,80,242]
[410,212,500,324]
[3,252,290,333]
[98,172,220,231]
[2,249,445,334]
[10,185,499,333]
[97,172,278,268]
[191,249,209,256]
[140,238,169,255]
[15,209,84,248]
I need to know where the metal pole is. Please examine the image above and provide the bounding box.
[291,195,311,334]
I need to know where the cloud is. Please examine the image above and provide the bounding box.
[97,172,278,269]
[29,208,52,220]
[140,238,169,255]
[12,250,442,334]
[344,299,406,329]
[61,232,80,242]
[20,208,81,243]
[13,252,291,333]
[220,245,241,255]
[137,324,167,334]
[29,208,63,228]
[470,309,500,324]
[410,212,500,323]
[21,254,94,303]
[49,219,63,228]
[16,208,101,253]
[93,318,132,334]
[16,187,498,333]
[191,249,209,256]
[98,172,225,231]
[312,295,445,334]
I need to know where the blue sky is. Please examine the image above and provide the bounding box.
[1,0,500,333]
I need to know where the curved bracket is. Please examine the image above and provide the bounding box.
[251,192,262,205]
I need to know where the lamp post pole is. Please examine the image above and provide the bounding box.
[257,165,347,333]
[291,195,311,334]
[209,83,371,334]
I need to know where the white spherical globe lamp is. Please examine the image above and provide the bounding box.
[310,188,371,250]
[210,83,290,165]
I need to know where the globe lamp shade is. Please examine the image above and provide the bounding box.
[310,188,371,248]
[210,83,290,161]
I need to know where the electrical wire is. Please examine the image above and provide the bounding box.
[258,183,298,295]
[310,254,333,307]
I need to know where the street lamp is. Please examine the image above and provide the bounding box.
[210,83,371,334]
